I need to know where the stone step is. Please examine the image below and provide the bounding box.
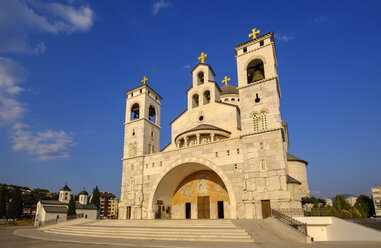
[44,229,254,242]
[53,226,247,234]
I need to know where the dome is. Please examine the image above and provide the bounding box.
[79,190,88,195]
[220,85,238,95]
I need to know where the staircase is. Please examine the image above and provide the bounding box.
[43,219,254,243]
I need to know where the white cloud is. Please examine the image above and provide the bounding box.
[275,34,295,42]
[152,0,172,15]
[0,57,75,160]
[314,16,328,23]
[183,64,191,69]
[0,0,94,53]
[34,42,47,55]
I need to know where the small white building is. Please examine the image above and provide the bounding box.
[346,196,357,207]
[34,184,98,226]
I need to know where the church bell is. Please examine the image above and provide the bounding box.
[251,69,265,83]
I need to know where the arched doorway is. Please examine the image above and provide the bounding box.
[147,160,235,219]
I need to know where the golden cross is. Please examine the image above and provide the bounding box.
[141,76,148,85]
[222,76,231,86]
[198,52,207,64]
[249,28,260,40]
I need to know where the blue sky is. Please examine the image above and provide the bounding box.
[0,0,380,198]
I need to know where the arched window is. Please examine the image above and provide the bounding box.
[203,90,210,104]
[231,98,235,101]
[253,114,259,132]
[192,94,199,108]
[148,105,156,123]
[247,59,265,84]
[197,71,204,85]
[261,112,268,130]
[260,160,267,171]
[224,98,228,102]
[131,103,140,120]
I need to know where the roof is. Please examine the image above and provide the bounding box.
[170,109,187,125]
[43,205,67,213]
[220,85,238,95]
[76,203,98,210]
[234,31,274,51]
[190,63,216,76]
[100,192,116,198]
[286,175,302,185]
[60,184,71,191]
[125,84,163,100]
[39,200,67,205]
[175,124,231,141]
[287,153,308,165]
[79,190,88,195]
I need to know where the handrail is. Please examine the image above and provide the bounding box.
[271,209,307,235]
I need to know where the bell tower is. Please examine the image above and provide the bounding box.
[123,78,162,158]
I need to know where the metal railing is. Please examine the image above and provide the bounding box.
[346,218,381,231]
[271,209,307,235]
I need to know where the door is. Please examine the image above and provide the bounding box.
[197,196,210,219]
[185,202,191,219]
[261,200,271,219]
[217,201,224,219]
[157,205,162,219]
[126,207,131,219]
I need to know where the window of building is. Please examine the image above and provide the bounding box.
[197,71,204,85]
[227,150,230,156]
[260,142,264,150]
[261,112,268,130]
[243,47,247,53]
[237,148,240,154]
[234,164,238,169]
[247,59,265,84]
[215,152,218,157]
[231,98,235,101]
[146,164,148,168]
[192,94,199,108]
[130,103,140,120]
[203,90,210,104]
[260,40,264,46]
[149,105,156,123]
[260,160,267,171]
[224,98,228,102]
[253,114,259,132]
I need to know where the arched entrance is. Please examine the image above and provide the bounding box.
[147,158,236,219]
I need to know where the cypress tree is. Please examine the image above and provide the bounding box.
[0,186,6,218]
[90,186,100,210]
[67,195,76,216]
[8,187,23,220]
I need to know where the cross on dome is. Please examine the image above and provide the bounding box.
[222,76,231,86]
[249,28,260,40]
[198,52,207,64]
[141,76,148,85]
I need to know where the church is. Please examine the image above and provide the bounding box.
[118,30,310,220]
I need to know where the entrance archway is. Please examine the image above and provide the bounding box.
[147,157,237,219]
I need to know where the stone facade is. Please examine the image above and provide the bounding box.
[119,32,309,220]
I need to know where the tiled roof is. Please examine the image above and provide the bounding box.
[287,153,308,165]
[76,203,98,210]
[286,175,302,185]
[43,205,67,213]
[60,184,71,191]
[39,200,67,205]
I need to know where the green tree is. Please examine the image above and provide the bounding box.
[350,207,362,218]
[90,186,100,210]
[355,195,375,217]
[0,186,6,218]
[355,204,367,218]
[333,195,351,211]
[8,187,23,220]
[67,195,76,216]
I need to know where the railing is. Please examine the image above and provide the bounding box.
[271,209,307,235]
[346,218,381,231]
[275,208,304,217]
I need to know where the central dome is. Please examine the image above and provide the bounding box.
[220,85,238,95]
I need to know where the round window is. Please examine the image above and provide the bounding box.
[199,116,204,121]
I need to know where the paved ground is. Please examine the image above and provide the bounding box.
[3,226,381,248]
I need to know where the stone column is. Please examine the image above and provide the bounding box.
[184,136,188,147]
[211,132,215,142]
[196,133,200,145]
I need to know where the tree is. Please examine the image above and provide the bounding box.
[8,187,23,220]
[333,195,351,211]
[67,195,76,216]
[355,194,375,217]
[0,186,6,218]
[90,186,100,210]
